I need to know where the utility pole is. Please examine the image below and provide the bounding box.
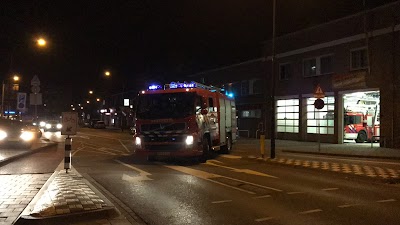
[270,0,277,159]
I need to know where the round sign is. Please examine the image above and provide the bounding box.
[314,98,325,110]
[31,86,40,93]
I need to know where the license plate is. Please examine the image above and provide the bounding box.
[157,152,171,156]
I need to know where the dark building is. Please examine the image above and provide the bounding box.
[187,2,400,149]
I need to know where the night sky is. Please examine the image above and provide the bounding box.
[0,0,396,102]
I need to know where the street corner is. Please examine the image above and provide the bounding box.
[17,169,120,224]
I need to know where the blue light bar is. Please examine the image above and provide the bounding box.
[5,111,16,114]
[148,84,162,90]
[170,81,197,89]
[226,92,234,98]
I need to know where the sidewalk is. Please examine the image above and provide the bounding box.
[237,138,400,160]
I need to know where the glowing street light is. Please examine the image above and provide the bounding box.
[89,90,93,94]
[13,75,20,82]
[105,71,111,77]
[86,100,90,104]
[96,98,100,102]
[36,38,47,47]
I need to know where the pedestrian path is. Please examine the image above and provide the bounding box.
[0,174,51,225]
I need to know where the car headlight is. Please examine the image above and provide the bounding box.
[135,137,141,146]
[20,131,34,141]
[46,124,51,129]
[56,124,62,129]
[185,135,194,145]
[0,130,7,140]
[39,121,46,127]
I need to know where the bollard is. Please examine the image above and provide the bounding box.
[260,133,265,158]
[64,136,72,173]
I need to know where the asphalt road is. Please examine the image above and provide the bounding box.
[3,128,399,225]
[67,128,400,225]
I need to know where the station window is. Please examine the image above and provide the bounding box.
[241,109,261,118]
[306,97,335,134]
[276,99,299,133]
[303,55,333,77]
[351,48,368,70]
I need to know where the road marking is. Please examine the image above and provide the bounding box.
[212,200,232,204]
[164,165,283,193]
[72,149,81,156]
[115,159,152,178]
[298,209,322,214]
[287,192,305,195]
[208,159,225,164]
[119,139,131,153]
[288,153,400,166]
[338,204,360,208]
[255,217,274,222]
[253,195,271,199]
[376,199,396,203]
[205,161,278,178]
[220,155,242,159]
[322,188,339,191]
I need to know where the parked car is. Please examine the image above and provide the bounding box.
[44,120,62,132]
[93,121,106,129]
[0,119,40,148]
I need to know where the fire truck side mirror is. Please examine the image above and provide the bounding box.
[201,109,208,115]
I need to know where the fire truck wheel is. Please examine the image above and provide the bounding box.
[355,130,367,143]
[220,134,232,154]
[199,136,210,163]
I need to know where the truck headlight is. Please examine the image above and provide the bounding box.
[135,137,141,146]
[20,131,34,141]
[185,135,194,145]
[0,130,7,140]
[56,124,62,129]
[46,124,51,129]
[39,121,46,127]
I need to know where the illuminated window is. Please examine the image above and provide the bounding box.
[306,97,335,134]
[276,99,299,133]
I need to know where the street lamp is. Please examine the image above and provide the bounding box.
[89,90,93,95]
[105,71,111,77]
[36,38,47,47]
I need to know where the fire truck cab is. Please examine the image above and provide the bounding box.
[134,81,237,162]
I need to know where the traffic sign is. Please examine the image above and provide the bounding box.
[314,98,325,110]
[17,93,27,111]
[313,84,325,99]
[61,112,78,135]
[31,75,41,86]
[31,86,40,94]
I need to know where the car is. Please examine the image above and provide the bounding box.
[93,121,106,129]
[0,119,40,148]
[44,120,62,132]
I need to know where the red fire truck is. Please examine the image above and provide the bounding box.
[344,100,380,143]
[134,81,237,162]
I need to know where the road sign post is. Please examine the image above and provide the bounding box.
[61,112,78,173]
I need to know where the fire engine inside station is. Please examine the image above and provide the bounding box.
[343,90,380,144]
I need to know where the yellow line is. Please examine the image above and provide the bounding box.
[255,217,274,222]
[298,209,322,214]
[211,200,232,204]
[119,139,131,153]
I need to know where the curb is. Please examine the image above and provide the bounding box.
[17,165,120,225]
[0,142,58,166]
[281,150,400,160]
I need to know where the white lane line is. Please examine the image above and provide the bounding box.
[72,149,81,156]
[287,192,305,195]
[298,209,323,214]
[208,159,225,164]
[322,188,339,191]
[119,139,131,153]
[115,160,152,177]
[205,161,278,178]
[81,149,116,155]
[253,195,271,199]
[255,217,274,222]
[212,200,232,204]
[338,204,360,208]
[376,199,396,203]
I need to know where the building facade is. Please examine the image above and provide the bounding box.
[187,2,400,149]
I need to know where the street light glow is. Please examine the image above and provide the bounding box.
[36,38,47,47]
[13,75,20,82]
[105,71,111,76]
[86,100,90,104]
[96,98,100,102]
[89,90,93,94]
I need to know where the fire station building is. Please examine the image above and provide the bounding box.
[187,2,400,149]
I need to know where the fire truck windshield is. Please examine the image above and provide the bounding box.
[136,92,196,119]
